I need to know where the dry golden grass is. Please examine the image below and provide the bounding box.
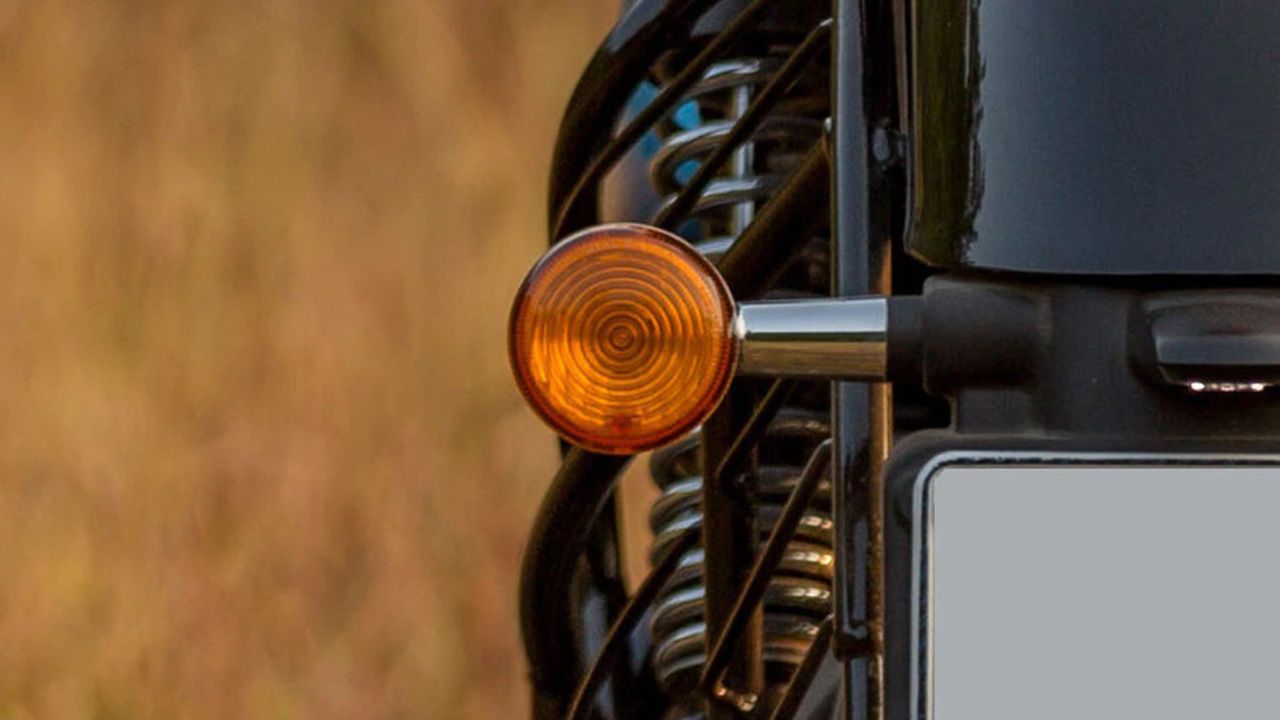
[0,0,615,717]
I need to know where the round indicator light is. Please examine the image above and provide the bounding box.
[508,223,738,454]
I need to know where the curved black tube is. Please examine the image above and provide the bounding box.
[566,528,700,720]
[547,0,723,240]
[522,450,630,720]
[652,18,832,230]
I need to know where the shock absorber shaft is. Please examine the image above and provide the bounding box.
[729,82,756,235]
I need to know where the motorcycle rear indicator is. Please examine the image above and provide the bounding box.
[508,223,737,454]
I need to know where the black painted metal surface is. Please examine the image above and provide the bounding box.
[881,277,1280,720]
[909,0,1280,275]
[832,0,901,717]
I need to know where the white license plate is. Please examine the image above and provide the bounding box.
[916,461,1280,719]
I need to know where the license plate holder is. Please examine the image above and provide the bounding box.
[910,454,1280,720]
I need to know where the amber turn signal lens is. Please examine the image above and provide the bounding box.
[509,223,737,454]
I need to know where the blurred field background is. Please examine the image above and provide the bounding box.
[0,0,619,717]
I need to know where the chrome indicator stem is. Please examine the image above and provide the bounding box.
[734,297,889,379]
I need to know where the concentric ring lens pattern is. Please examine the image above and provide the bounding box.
[509,224,737,454]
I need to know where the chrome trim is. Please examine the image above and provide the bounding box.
[733,297,888,378]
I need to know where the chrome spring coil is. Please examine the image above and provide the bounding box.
[644,56,830,714]
[648,58,825,260]
[649,412,833,695]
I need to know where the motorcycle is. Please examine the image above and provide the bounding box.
[507,1,1280,718]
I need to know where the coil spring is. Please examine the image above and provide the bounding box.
[649,58,825,259]
[645,57,830,715]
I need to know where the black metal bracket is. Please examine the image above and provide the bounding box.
[700,441,834,715]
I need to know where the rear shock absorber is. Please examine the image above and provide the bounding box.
[644,55,832,716]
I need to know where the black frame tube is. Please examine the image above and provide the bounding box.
[553,0,783,240]
[700,388,767,720]
[567,529,701,720]
[700,441,833,710]
[521,451,630,720]
[548,0,723,238]
[832,0,898,718]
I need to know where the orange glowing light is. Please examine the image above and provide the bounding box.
[508,223,738,454]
